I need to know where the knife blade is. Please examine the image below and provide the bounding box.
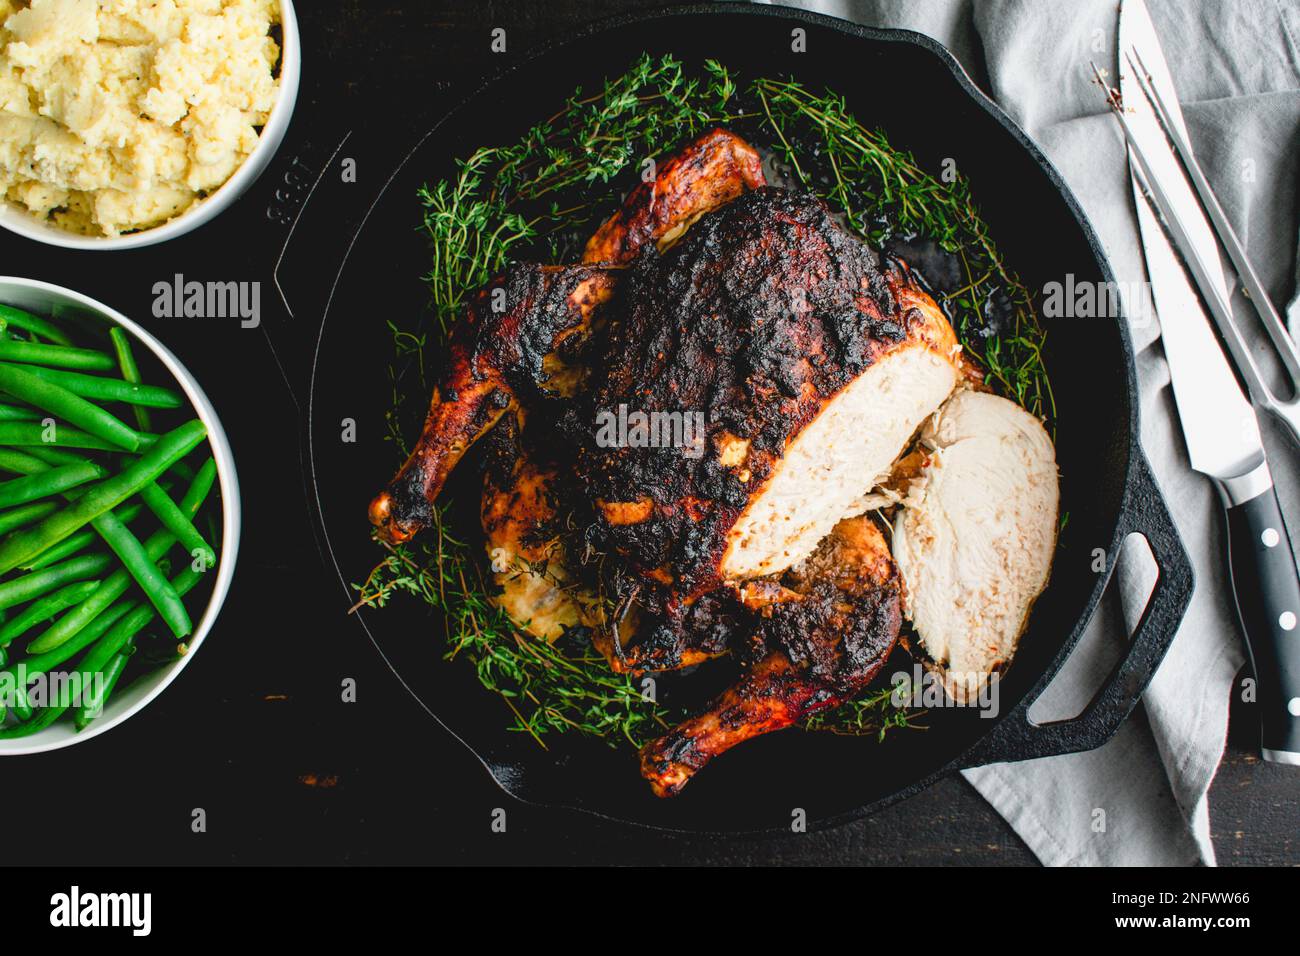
[1119,0,1300,765]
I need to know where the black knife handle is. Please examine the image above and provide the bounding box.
[1225,479,1300,763]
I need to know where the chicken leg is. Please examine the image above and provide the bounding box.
[640,514,902,796]
[369,263,617,543]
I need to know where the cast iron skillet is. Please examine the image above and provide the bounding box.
[300,3,1193,833]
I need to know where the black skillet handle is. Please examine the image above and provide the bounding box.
[1222,474,1300,764]
[958,450,1194,768]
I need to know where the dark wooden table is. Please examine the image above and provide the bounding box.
[3,0,1294,866]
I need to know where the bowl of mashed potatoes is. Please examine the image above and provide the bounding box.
[0,0,299,249]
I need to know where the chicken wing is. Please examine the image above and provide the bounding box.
[369,264,617,543]
[582,127,766,265]
[372,129,769,545]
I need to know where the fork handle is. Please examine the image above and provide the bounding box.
[1221,472,1300,763]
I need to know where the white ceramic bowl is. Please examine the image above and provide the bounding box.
[0,0,300,250]
[0,277,240,754]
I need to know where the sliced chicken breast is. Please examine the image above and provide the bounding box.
[580,188,964,602]
[722,340,958,579]
[891,389,1059,702]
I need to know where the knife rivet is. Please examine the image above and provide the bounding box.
[1281,612,1297,632]
[1289,698,1300,717]
[1262,528,1281,548]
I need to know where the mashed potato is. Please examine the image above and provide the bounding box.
[0,0,281,237]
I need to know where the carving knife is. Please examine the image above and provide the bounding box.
[1119,0,1300,763]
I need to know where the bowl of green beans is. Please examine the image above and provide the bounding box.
[0,277,238,753]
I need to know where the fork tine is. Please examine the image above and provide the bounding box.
[1096,62,1300,444]
[1125,48,1300,390]
[1089,60,1126,113]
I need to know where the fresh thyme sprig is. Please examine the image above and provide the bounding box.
[360,52,1053,747]
[751,77,1053,420]
[352,508,667,748]
[417,55,744,281]
[803,684,924,739]
[417,148,535,336]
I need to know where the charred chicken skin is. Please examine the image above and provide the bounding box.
[369,263,617,543]
[641,514,901,797]
[576,186,960,671]
[479,412,598,642]
[370,128,765,544]
[582,126,767,265]
[371,127,968,796]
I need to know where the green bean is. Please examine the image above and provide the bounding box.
[0,403,40,421]
[0,305,73,346]
[0,702,62,737]
[23,462,214,654]
[22,598,137,674]
[119,450,194,484]
[0,449,179,629]
[22,499,146,570]
[4,449,85,475]
[21,563,133,653]
[168,459,196,483]
[110,327,152,432]
[0,419,206,574]
[23,445,91,468]
[0,460,104,508]
[6,364,182,409]
[0,340,114,371]
[15,447,172,545]
[0,422,160,451]
[139,482,215,569]
[0,553,112,610]
[184,458,217,509]
[0,448,50,475]
[93,509,191,639]
[87,562,205,663]
[74,638,134,730]
[0,599,137,732]
[6,680,25,722]
[0,499,59,535]
[0,580,99,646]
[24,531,97,571]
[0,364,140,451]
[9,445,195,633]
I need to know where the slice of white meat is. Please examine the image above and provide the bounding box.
[891,390,1059,703]
[721,342,959,580]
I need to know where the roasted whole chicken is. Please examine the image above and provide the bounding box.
[370,128,1059,796]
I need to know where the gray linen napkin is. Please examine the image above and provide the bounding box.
[754,0,1300,865]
